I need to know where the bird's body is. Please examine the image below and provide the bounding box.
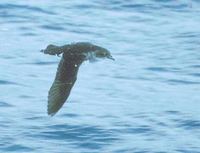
[41,42,114,116]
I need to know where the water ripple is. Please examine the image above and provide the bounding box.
[61,113,79,118]
[176,149,200,153]
[40,25,66,31]
[24,61,57,65]
[177,119,200,130]
[189,73,200,77]
[0,3,55,15]
[167,79,200,85]
[125,125,155,135]
[1,144,33,152]
[146,67,170,72]
[0,80,18,85]
[31,124,119,149]
[0,101,12,107]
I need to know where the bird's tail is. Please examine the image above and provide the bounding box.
[41,44,63,56]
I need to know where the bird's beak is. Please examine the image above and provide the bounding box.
[108,55,115,61]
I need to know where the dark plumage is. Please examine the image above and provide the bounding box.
[41,42,114,116]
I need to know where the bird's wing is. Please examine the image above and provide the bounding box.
[47,80,75,116]
[47,56,80,116]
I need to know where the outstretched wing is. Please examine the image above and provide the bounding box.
[47,55,82,116]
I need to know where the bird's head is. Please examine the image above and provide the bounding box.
[94,49,115,61]
[87,43,114,62]
[82,43,115,62]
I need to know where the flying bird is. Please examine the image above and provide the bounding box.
[41,42,114,116]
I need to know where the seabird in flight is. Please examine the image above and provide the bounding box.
[41,42,114,116]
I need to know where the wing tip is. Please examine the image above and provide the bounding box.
[47,111,56,117]
[47,104,58,116]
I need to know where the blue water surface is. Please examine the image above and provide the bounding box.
[0,0,200,153]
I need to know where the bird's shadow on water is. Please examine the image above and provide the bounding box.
[32,123,119,150]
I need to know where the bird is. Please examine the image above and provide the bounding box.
[41,42,114,116]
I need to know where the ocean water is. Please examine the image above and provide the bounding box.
[0,0,200,152]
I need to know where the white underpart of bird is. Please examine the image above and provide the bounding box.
[84,51,98,62]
